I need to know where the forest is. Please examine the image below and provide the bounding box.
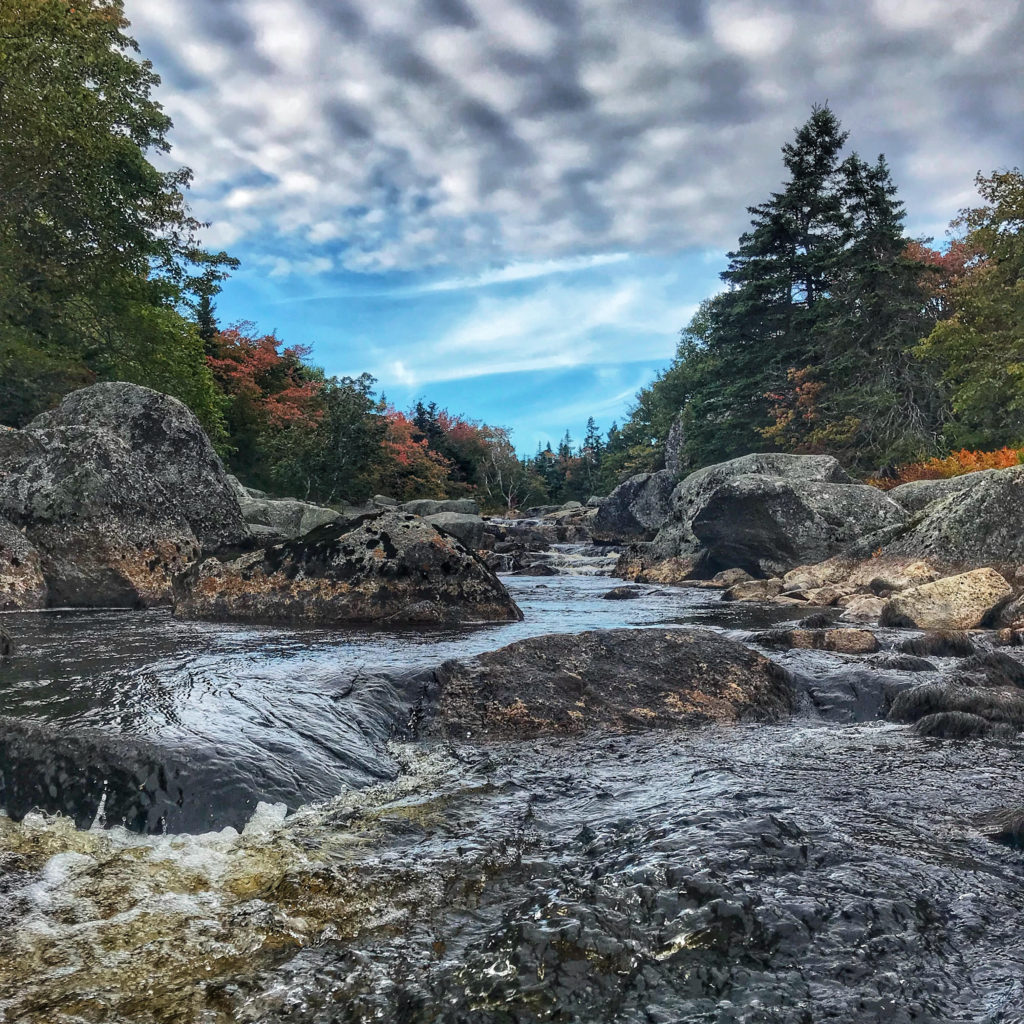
[2,1,1022,507]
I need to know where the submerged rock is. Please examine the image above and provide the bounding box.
[601,585,645,600]
[421,627,794,740]
[888,681,1024,733]
[173,510,522,626]
[30,381,247,553]
[880,568,1011,630]
[752,627,880,654]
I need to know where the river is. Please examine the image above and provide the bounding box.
[0,550,1022,1022]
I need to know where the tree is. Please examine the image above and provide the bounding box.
[0,0,236,424]
[917,169,1024,448]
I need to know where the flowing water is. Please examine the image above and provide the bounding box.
[0,548,1022,1023]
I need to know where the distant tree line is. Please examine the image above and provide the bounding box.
[606,107,1024,480]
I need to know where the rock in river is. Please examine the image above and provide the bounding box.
[0,516,47,610]
[420,627,794,740]
[173,510,522,625]
[879,568,1011,630]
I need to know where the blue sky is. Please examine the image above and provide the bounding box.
[124,0,1023,452]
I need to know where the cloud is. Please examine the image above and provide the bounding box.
[124,0,1023,276]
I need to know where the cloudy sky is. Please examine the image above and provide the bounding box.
[125,0,1023,451]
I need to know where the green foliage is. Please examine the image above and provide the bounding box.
[917,169,1024,448]
[0,0,235,426]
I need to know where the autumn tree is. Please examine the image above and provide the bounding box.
[916,169,1024,448]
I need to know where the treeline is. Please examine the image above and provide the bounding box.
[609,106,1024,479]
[0,1,607,511]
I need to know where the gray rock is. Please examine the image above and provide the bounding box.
[238,494,340,540]
[30,382,246,553]
[402,498,479,516]
[585,495,607,508]
[423,512,485,549]
[0,517,46,610]
[373,494,399,506]
[592,470,676,544]
[647,453,855,572]
[883,465,1024,570]
[0,425,199,607]
[888,472,997,512]
[173,510,522,626]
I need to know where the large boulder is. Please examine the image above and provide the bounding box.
[30,382,247,553]
[591,470,676,543]
[0,517,47,610]
[879,568,1012,630]
[234,490,341,543]
[0,426,199,606]
[888,472,997,513]
[173,510,522,626]
[631,454,903,579]
[420,628,794,740]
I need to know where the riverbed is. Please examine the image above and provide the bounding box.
[0,559,1022,1023]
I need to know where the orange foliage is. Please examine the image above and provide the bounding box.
[208,324,322,428]
[379,409,452,498]
[869,447,1024,489]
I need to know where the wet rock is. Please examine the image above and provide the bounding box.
[712,567,755,587]
[0,517,46,610]
[601,585,645,600]
[913,711,1018,739]
[888,681,1024,731]
[799,668,916,722]
[896,631,976,658]
[615,545,698,584]
[995,591,1024,628]
[591,470,676,543]
[30,381,247,553]
[888,471,998,513]
[423,628,794,739]
[953,651,1024,689]
[869,653,938,673]
[402,498,479,516]
[980,808,1024,849]
[880,568,1011,630]
[722,579,784,602]
[173,510,522,626]
[753,628,880,654]
[423,512,485,550]
[797,610,841,628]
[0,425,199,606]
[510,563,560,577]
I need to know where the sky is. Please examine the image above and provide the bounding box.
[124,0,1023,452]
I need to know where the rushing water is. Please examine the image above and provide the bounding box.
[0,551,1022,1023]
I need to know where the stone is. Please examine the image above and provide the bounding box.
[239,494,341,540]
[591,471,676,543]
[722,579,785,602]
[601,585,645,600]
[752,628,880,654]
[423,512,485,550]
[838,595,886,624]
[879,568,1012,630]
[0,425,199,607]
[30,381,247,553]
[419,628,794,740]
[0,517,47,611]
[889,681,1024,732]
[663,412,687,477]
[888,472,997,513]
[373,494,399,506]
[173,510,522,626]
[401,498,479,517]
[641,453,904,579]
[895,632,976,658]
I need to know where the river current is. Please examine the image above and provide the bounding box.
[0,549,1022,1023]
